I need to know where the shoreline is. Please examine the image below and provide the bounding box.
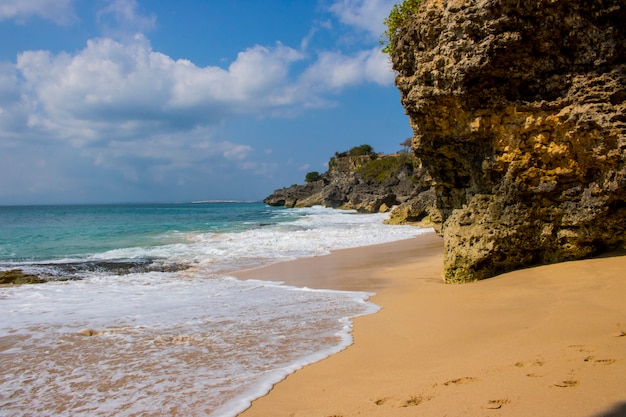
[233,230,442,292]
[235,231,626,417]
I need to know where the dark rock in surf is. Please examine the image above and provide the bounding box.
[0,269,46,285]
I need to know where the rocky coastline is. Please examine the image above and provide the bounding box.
[264,150,437,224]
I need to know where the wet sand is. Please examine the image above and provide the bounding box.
[236,231,626,417]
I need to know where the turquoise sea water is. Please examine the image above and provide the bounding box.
[0,202,428,416]
[0,202,296,263]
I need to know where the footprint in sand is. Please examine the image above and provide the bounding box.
[443,377,477,386]
[567,344,593,353]
[593,358,616,365]
[583,355,616,365]
[553,380,579,388]
[485,399,511,410]
[373,398,389,406]
[400,395,427,407]
[374,395,429,408]
[515,359,545,368]
[515,359,545,377]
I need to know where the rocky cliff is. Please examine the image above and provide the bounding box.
[393,0,626,282]
[265,152,435,219]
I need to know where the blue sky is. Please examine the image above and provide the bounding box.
[0,0,411,204]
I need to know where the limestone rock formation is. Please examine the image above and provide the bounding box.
[393,0,626,282]
[385,188,439,225]
[265,153,434,216]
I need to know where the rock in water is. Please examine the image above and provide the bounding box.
[0,269,45,285]
[392,0,626,282]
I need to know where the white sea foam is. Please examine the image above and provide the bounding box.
[0,273,378,416]
[0,207,430,416]
[91,206,428,272]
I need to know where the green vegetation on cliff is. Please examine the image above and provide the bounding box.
[356,153,416,182]
[334,144,376,158]
[329,144,378,169]
[305,171,322,183]
[381,0,421,56]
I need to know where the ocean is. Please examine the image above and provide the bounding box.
[0,202,427,416]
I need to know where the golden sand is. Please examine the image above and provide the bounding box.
[236,231,626,417]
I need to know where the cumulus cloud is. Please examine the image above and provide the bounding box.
[302,47,393,89]
[7,31,392,151]
[0,34,310,202]
[9,35,309,146]
[2,0,396,149]
[329,0,396,38]
[170,42,306,111]
[0,0,76,25]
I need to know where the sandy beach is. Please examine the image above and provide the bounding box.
[236,231,626,417]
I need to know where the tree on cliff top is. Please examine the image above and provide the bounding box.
[381,0,421,56]
[400,137,413,153]
[335,144,376,158]
[305,171,322,183]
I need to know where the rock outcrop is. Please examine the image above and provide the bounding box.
[265,153,435,218]
[0,269,45,285]
[393,0,626,282]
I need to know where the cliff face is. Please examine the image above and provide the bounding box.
[265,153,434,218]
[393,0,626,282]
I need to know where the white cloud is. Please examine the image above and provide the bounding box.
[237,161,279,177]
[0,0,76,25]
[301,47,393,90]
[89,127,236,174]
[223,144,252,161]
[329,0,396,38]
[97,0,156,38]
[171,43,305,111]
[9,35,312,147]
[3,1,395,152]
